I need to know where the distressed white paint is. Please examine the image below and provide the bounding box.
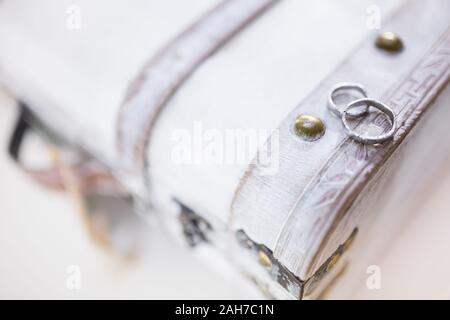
[4,0,449,292]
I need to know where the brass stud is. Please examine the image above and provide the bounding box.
[294,114,325,141]
[258,250,272,268]
[376,31,403,52]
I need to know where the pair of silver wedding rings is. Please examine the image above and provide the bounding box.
[328,82,397,145]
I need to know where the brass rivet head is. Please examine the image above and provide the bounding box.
[294,114,325,141]
[376,31,403,52]
[258,250,272,268]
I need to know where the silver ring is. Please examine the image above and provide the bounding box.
[328,82,369,118]
[342,98,397,144]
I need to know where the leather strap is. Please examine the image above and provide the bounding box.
[277,28,450,278]
[231,0,450,279]
[9,104,121,195]
[116,0,278,191]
